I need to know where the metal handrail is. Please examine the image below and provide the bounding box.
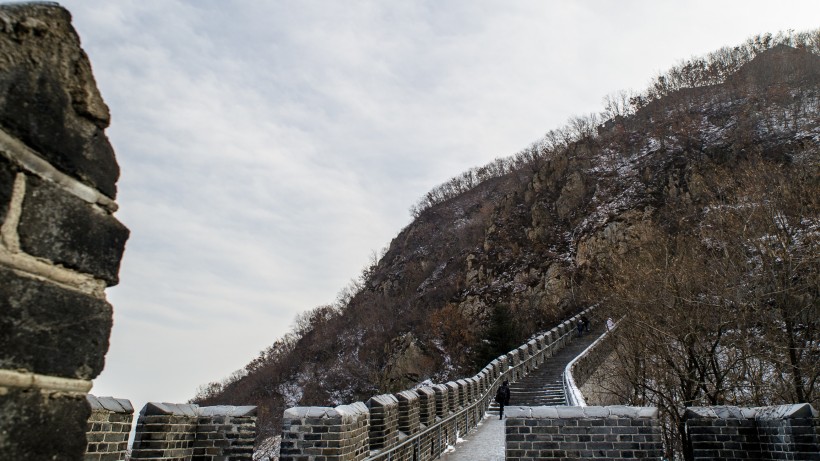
[366,308,591,461]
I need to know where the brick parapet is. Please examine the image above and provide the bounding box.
[394,390,420,436]
[455,379,470,407]
[506,350,520,381]
[415,387,436,427]
[444,382,460,413]
[527,339,539,367]
[278,307,604,460]
[132,414,197,459]
[542,331,556,357]
[505,406,663,460]
[431,384,449,418]
[684,404,819,460]
[280,403,369,461]
[194,413,256,461]
[367,394,399,451]
[131,403,256,461]
[84,395,133,461]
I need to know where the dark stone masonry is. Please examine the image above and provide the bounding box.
[19,175,128,284]
[131,402,257,461]
[504,406,664,461]
[0,3,128,460]
[280,403,370,461]
[84,395,133,461]
[684,404,820,461]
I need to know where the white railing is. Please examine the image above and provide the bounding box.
[365,306,597,461]
[562,319,619,407]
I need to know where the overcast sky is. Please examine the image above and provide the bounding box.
[44,0,819,413]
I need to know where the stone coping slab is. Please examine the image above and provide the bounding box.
[415,386,436,397]
[506,405,658,419]
[684,403,817,420]
[87,395,133,414]
[395,390,418,402]
[197,405,257,417]
[368,393,399,407]
[141,402,257,417]
[283,402,368,419]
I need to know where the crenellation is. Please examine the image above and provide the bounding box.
[506,350,520,381]
[444,381,459,414]
[684,404,819,461]
[366,394,399,451]
[84,395,133,461]
[506,405,665,461]
[130,402,256,461]
[394,390,420,437]
[281,403,369,461]
[415,386,437,428]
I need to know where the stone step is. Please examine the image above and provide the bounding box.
[494,326,606,408]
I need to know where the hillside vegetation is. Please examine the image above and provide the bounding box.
[193,31,819,454]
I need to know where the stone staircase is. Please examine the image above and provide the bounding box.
[487,325,605,416]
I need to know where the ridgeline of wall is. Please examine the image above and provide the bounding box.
[0,3,128,460]
[279,308,596,461]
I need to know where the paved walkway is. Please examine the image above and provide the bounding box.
[439,414,505,461]
[440,326,606,460]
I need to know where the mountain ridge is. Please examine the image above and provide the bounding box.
[194,34,820,444]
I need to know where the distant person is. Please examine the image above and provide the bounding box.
[495,380,511,419]
[577,319,584,337]
[581,315,590,332]
[606,317,615,330]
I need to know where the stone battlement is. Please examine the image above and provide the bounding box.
[279,307,597,460]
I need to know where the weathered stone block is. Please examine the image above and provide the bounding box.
[445,382,460,411]
[415,387,436,427]
[0,266,112,379]
[366,394,399,450]
[0,154,17,223]
[431,384,449,418]
[506,406,664,460]
[0,3,119,197]
[18,176,128,285]
[0,387,90,461]
[394,390,420,436]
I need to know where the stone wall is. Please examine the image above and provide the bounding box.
[366,394,399,451]
[0,3,128,460]
[84,395,133,461]
[279,306,597,460]
[279,403,369,461]
[504,406,663,460]
[684,404,819,460]
[130,402,256,461]
[194,407,257,461]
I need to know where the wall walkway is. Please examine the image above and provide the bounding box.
[279,307,599,461]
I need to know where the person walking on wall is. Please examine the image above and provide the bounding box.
[581,315,590,333]
[496,380,511,419]
[606,317,615,330]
